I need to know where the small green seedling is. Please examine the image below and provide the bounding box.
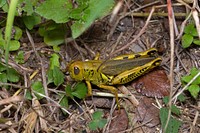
[181,67,200,99]
[181,23,200,48]
[160,96,182,133]
[60,82,88,114]
[88,111,107,131]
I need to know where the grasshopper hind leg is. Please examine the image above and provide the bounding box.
[97,84,120,110]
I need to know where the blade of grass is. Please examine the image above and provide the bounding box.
[5,0,19,65]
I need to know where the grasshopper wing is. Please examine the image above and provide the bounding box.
[98,57,157,76]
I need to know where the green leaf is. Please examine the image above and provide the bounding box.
[47,66,64,86]
[50,53,60,70]
[181,68,200,85]
[43,28,65,46]
[0,73,7,83]
[193,39,200,45]
[15,51,24,64]
[177,94,186,102]
[181,34,193,48]
[71,0,114,38]
[163,96,169,105]
[32,81,45,100]
[160,107,181,133]
[184,24,194,34]
[184,23,198,36]
[23,14,41,30]
[93,111,103,119]
[72,82,87,99]
[0,63,7,72]
[53,66,64,86]
[13,26,22,40]
[0,40,20,51]
[69,0,89,20]
[0,0,8,12]
[18,0,34,16]
[65,84,73,98]
[98,119,107,128]
[170,117,182,133]
[53,45,60,52]
[187,84,200,99]
[35,0,72,23]
[25,90,33,100]
[8,40,20,51]
[0,0,7,8]
[59,95,69,115]
[88,121,98,130]
[7,68,20,82]
[171,105,180,115]
[89,111,107,130]
[60,95,69,109]
[47,69,53,84]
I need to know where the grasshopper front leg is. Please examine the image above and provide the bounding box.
[86,81,93,96]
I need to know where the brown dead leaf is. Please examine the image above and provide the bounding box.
[24,110,38,133]
[136,97,160,128]
[132,69,170,98]
[107,109,129,133]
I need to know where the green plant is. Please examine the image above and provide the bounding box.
[181,23,200,48]
[0,63,20,84]
[160,97,182,133]
[60,82,88,110]
[1,0,114,46]
[181,67,200,99]
[0,26,22,51]
[47,53,64,86]
[88,111,107,131]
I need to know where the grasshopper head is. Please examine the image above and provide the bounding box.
[68,61,84,81]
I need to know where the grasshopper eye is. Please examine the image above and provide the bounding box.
[74,66,80,75]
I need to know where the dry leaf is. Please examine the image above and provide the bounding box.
[107,109,128,133]
[136,97,160,127]
[132,69,170,98]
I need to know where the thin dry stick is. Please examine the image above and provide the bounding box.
[110,7,155,56]
[176,12,192,40]
[193,9,200,39]
[190,101,200,133]
[108,1,160,46]
[26,29,52,111]
[33,90,71,115]
[164,0,175,132]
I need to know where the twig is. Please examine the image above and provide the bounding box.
[190,101,200,133]
[164,0,175,132]
[73,40,86,61]
[33,90,71,115]
[118,85,139,107]
[130,12,192,17]
[193,9,200,39]
[0,82,28,89]
[0,95,24,106]
[176,12,192,40]
[0,58,33,75]
[26,29,52,111]
[110,7,155,56]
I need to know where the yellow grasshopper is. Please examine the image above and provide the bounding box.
[68,48,162,109]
